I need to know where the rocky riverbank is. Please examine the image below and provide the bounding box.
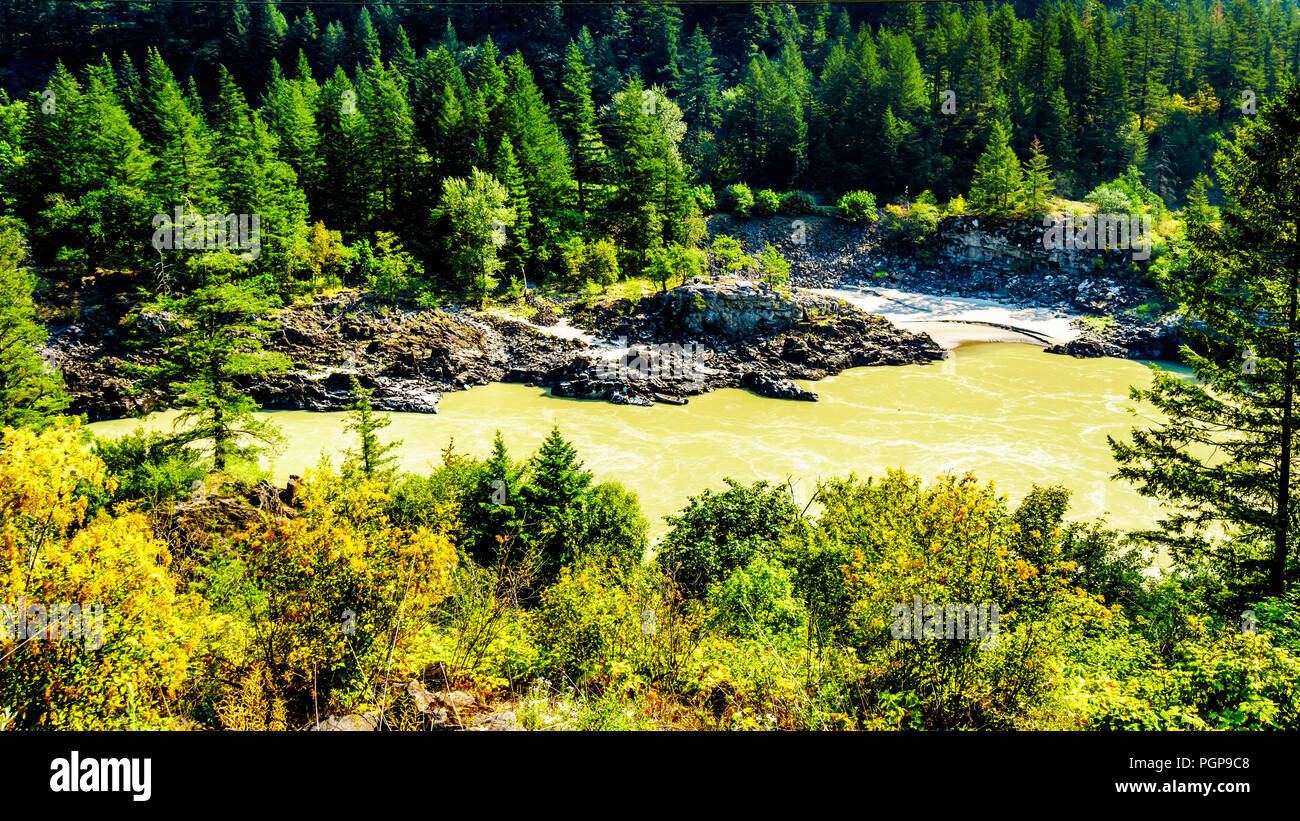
[38,271,945,419]
[707,213,1188,361]
[39,211,1190,420]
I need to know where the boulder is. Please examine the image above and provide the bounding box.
[741,371,818,401]
[468,711,525,732]
[310,712,382,731]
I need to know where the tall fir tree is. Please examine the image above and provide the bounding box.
[1111,76,1300,597]
[969,120,1024,215]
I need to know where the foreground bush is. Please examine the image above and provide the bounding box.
[837,190,878,223]
[0,425,215,729]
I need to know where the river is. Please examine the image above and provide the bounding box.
[86,339,1184,549]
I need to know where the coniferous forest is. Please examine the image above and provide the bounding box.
[1,0,1299,751]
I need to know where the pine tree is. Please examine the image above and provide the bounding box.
[493,137,532,285]
[353,6,382,68]
[676,26,721,135]
[969,120,1024,216]
[357,60,416,226]
[524,426,593,581]
[0,222,69,428]
[314,67,369,236]
[559,41,607,223]
[343,375,401,480]
[468,37,507,125]
[1022,137,1055,215]
[133,257,289,472]
[499,54,573,260]
[463,430,524,567]
[1184,172,1215,223]
[1110,76,1300,597]
[210,66,310,290]
[317,20,347,76]
[139,48,215,210]
[261,68,321,197]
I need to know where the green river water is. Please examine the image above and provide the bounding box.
[86,341,1184,544]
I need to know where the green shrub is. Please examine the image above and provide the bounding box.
[582,238,621,287]
[705,556,807,640]
[752,189,781,217]
[92,428,208,506]
[657,478,803,599]
[1084,184,1133,214]
[719,183,754,216]
[577,481,649,573]
[533,563,638,681]
[708,234,753,275]
[691,185,716,214]
[837,190,879,223]
[778,191,816,217]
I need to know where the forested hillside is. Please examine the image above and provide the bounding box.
[1,0,1296,296]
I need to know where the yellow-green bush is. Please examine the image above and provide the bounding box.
[1,424,217,729]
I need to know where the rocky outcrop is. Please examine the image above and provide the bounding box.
[41,272,948,417]
[656,277,804,340]
[1045,337,1128,358]
[560,276,944,404]
[741,372,817,401]
[706,213,1182,360]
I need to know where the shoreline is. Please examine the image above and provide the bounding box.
[808,285,1083,349]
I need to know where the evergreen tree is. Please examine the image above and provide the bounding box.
[209,66,310,291]
[353,6,382,68]
[139,48,215,210]
[493,137,532,285]
[969,120,1024,215]
[524,426,593,582]
[676,26,721,136]
[134,256,289,472]
[0,221,69,428]
[559,41,607,223]
[357,60,416,227]
[499,54,573,265]
[261,67,321,198]
[314,68,369,236]
[463,430,524,568]
[1111,77,1300,597]
[468,37,507,126]
[343,375,401,480]
[1022,137,1055,215]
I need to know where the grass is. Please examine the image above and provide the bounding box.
[1078,314,1117,335]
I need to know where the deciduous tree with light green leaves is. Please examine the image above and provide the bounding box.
[435,168,513,309]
